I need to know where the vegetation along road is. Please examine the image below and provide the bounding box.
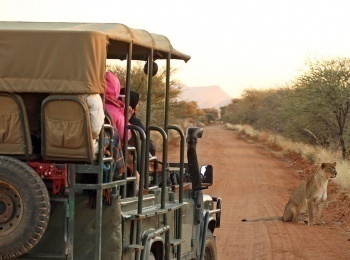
[168,123,350,259]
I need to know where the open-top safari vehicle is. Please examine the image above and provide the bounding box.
[0,21,221,259]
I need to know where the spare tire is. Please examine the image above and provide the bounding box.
[0,156,50,259]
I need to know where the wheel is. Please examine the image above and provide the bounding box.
[0,156,50,259]
[204,230,217,260]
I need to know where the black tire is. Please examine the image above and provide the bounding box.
[204,230,217,260]
[0,156,50,259]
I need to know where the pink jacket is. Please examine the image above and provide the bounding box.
[105,72,130,142]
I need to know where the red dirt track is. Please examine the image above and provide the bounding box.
[168,123,350,259]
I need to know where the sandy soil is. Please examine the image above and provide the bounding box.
[168,123,350,259]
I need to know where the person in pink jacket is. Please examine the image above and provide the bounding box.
[104,72,131,142]
[105,72,140,193]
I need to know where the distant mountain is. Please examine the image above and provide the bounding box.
[179,85,232,109]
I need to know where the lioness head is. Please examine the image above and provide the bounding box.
[321,162,337,179]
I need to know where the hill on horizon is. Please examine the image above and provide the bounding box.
[179,85,232,109]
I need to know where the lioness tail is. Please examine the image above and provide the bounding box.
[241,216,283,222]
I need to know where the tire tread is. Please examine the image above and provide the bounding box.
[0,156,50,259]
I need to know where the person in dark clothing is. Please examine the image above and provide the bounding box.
[120,88,156,156]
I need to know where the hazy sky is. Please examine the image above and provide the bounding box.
[2,0,350,98]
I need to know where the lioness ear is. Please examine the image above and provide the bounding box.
[321,163,325,169]
[332,162,336,167]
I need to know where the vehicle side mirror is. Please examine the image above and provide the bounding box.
[200,165,213,187]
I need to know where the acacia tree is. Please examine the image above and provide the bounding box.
[203,108,219,121]
[222,88,291,135]
[287,57,350,157]
[221,98,243,124]
[222,88,285,130]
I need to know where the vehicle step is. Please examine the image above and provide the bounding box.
[127,244,144,252]
[170,238,185,247]
[123,201,188,221]
[120,194,155,206]
[120,194,155,212]
[165,202,186,211]
[124,206,171,220]
[133,208,168,219]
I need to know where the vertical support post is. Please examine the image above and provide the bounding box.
[144,51,154,189]
[121,43,133,198]
[164,54,171,131]
[94,132,105,260]
[135,125,146,260]
[167,125,185,260]
[67,164,76,260]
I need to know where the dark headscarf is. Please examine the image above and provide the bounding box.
[120,88,139,110]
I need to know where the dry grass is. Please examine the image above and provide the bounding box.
[226,123,350,193]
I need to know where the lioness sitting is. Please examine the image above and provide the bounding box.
[242,162,337,225]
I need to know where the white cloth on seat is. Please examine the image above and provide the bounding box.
[79,94,105,154]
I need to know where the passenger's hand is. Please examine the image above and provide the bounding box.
[128,106,133,119]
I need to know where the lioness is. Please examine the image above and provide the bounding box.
[242,162,337,225]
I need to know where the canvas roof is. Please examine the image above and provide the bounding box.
[0,21,190,94]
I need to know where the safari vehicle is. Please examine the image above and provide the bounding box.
[0,22,221,260]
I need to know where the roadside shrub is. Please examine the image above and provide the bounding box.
[226,124,350,193]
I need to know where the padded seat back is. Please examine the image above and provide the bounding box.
[0,93,32,157]
[41,95,94,163]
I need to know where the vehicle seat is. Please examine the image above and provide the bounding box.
[0,93,33,158]
[41,95,95,163]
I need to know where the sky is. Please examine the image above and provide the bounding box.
[2,0,350,98]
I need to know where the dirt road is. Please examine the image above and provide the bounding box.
[168,123,350,259]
